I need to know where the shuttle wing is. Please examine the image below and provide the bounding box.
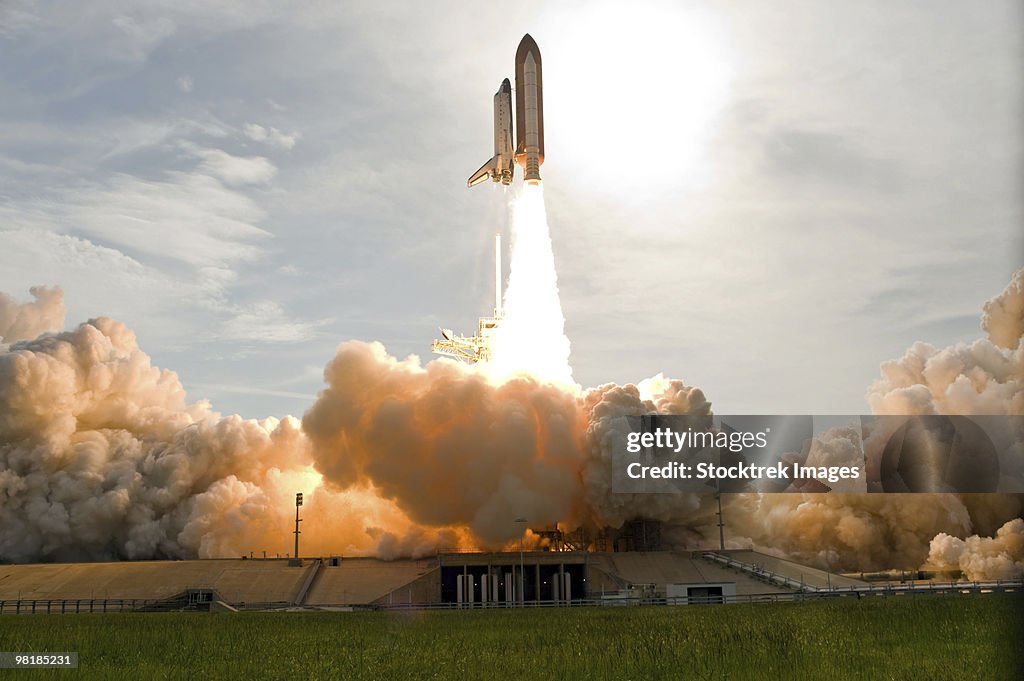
[468,157,499,187]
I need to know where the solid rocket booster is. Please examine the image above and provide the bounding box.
[514,34,544,184]
[467,34,544,188]
[467,79,514,187]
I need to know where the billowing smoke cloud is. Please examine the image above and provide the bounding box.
[303,349,712,546]
[721,492,1021,573]
[867,268,1023,416]
[577,377,712,530]
[926,518,1024,580]
[982,269,1024,351]
[303,341,586,545]
[1,269,1021,571]
[0,316,455,562]
[0,286,65,344]
[719,269,1024,574]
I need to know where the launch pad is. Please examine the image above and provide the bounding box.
[6,549,1012,614]
[430,314,501,364]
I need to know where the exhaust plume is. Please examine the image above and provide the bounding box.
[303,344,712,546]
[490,183,574,387]
[926,518,1024,580]
[303,340,586,545]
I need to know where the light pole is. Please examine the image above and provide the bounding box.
[292,492,303,566]
[515,517,527,604]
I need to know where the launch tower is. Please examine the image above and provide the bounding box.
[431,234,503,363]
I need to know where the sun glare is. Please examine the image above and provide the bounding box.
[541,1,735,196]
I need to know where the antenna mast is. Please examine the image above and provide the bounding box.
[431,232,504,363]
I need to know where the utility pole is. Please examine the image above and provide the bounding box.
[292,492,303,566]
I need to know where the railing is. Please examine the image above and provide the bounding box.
[1,579,1017,614]
[232,601,292,611]
[362,582,1021,611]
[0,599,164,614]
[702,551,825,592]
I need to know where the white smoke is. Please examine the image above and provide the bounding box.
[724,269,1024,574]
[303,340,586,546]
[982,269,1024,351]
[867,269,1024,416]
[926,518,1024,580]
[0,316,454,562]
[1,268,1021,571]
[0,286,65,344]
[578,378,711,530]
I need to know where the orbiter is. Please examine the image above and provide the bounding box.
[467,34,545,187]
[467,79,514,187]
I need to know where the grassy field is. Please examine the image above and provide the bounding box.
[1,594,1020,680]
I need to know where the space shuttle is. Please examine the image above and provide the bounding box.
[467,34,545,187]
[467,79,514,187]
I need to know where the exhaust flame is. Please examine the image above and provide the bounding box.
[490,183,575,388]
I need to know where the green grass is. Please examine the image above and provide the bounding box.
[1,594,1020,680]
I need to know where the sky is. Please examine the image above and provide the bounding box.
[0,0,1021,417]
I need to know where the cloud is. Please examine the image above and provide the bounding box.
[192,147,277,186]
[0,108,329,356]
[3,169,270,269]
[218,300,329,344]
[109,14,177,63]
[0,0,39,36]
[111,13,174,41]
[761,128,903,191]
[95,116,234,160]
[187,383,316,401]
[0,228,221,337]
[176,75,194,93]
[243,123,299,150]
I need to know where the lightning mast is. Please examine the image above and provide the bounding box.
[431,234,503,363]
